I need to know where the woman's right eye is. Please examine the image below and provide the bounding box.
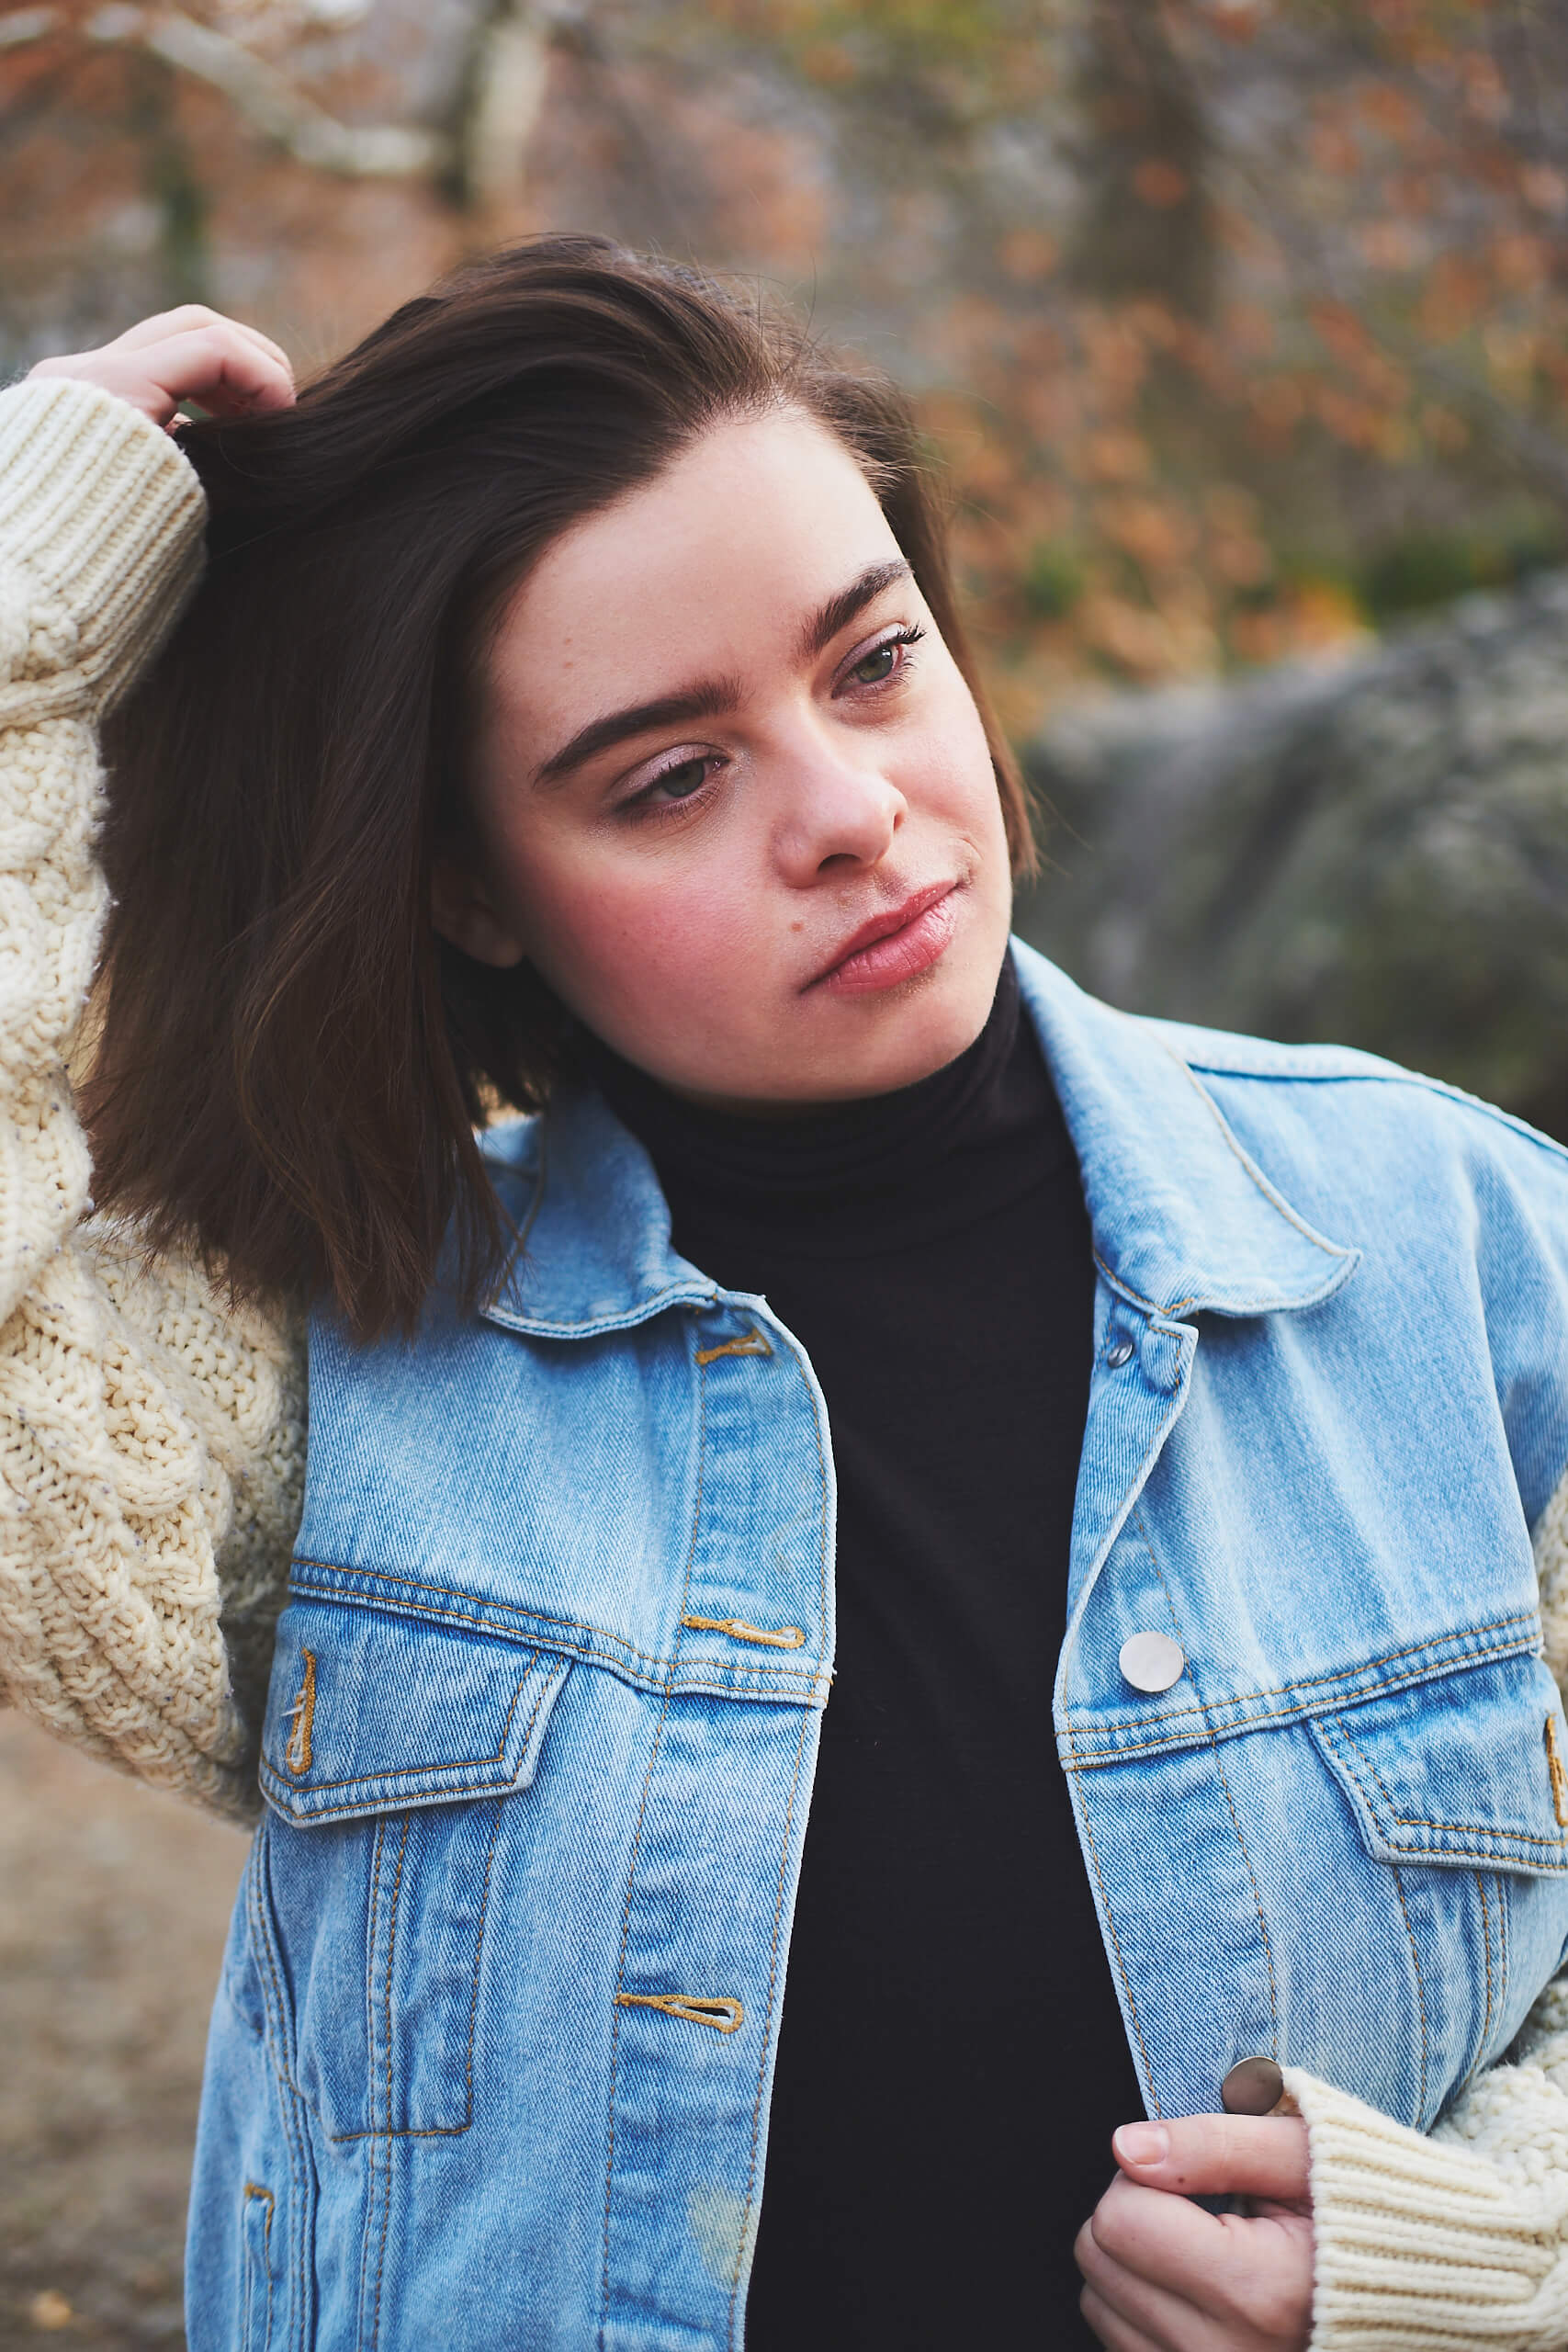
[652,756,710,800]
[621,752,721,816]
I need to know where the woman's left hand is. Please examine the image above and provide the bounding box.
[1076,2113,1314,2351]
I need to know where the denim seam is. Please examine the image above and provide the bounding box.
[727,1702,814,2344]
[1066,1611,1540,1735]
[289,1562,826,1690]
[1389,1861,1430,2129]
[1064,1710,1162,2118]
[598,1360,707,2346]
[265,1672,532,1811]
[366,2132,390,2352]
[1063,1629,1544,1762]
[1470,1873,1495,2091]
[1182,1056,1568,1174]
[1323,1714,1568,1856]
[248,1829,311,2352]
[367,1818,408,2349]
[1092,1251,1198,1320]
[290,1559,677,1673]
[1137,1512,1280,2057]
[380,1821,408,2135]
[725,1329,831,2335]
[354,1822,381,2326]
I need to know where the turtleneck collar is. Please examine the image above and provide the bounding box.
[579,953,1074,1262]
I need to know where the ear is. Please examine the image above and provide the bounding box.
[430,849,530,969]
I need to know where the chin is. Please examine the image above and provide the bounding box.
[821,959,1002,1101]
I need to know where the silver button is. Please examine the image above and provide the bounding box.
[1222,2056,1285,2115]
[1119,1631,1186,1692]
[1105,1336,1134,1368]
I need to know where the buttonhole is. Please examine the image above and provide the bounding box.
[615,1992,745,2034]
[694,1326,773,1368]
[681,1613,807,1651]
[1546,1715,1568,1828]
[284,1650,316,1776]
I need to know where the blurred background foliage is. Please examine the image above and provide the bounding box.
[4,0,1568,1129]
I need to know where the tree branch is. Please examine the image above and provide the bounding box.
[0,4,448,176]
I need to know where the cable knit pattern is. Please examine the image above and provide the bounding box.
[0,377,304,1820]
[4,372,1568,2334]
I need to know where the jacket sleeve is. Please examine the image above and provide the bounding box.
[1294,1467,1568,2349]
[0,376,305,1821]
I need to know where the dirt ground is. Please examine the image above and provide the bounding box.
[0,1713,248,2349]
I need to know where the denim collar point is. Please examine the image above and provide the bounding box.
[480,1082,716,1337]
[1011,942,1360,1320]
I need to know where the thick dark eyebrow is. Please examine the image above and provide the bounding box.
[797,559,914,662]
[534,676,744,787]
[530,557,914,788]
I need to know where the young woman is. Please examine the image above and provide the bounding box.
[5,238,1568,2352]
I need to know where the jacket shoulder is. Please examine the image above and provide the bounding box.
[1141,1012,1568,1176]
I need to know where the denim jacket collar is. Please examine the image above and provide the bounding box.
[479,938,1359,1339]
[1016,944,1359,1321]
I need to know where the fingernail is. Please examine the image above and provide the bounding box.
[1114,2122,1170,2167]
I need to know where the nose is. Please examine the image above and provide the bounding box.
[772,725,907,886]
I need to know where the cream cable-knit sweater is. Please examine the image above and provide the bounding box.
[3,374,1568,2349]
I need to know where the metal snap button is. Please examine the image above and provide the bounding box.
[1118,1631,1186,1692]
[1222,2056,1285,2116]
[1105,1336,1135,1368]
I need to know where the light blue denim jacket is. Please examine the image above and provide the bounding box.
[187,940,1568,2352]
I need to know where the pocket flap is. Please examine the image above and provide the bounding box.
[1308,1652,1568,1874]
[259,1598,571,1826]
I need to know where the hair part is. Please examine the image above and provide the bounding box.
[88,235,1037,1340]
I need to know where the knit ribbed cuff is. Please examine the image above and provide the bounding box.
[0,376,206,715]
[1290,2067,1568,2349]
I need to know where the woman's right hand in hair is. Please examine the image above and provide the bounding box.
[28,305,294,430]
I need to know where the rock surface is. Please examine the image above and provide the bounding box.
[1015,571,1568,1141]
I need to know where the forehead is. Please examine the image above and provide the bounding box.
[488,408,905,721]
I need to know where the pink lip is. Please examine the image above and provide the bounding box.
[809,881,961,994]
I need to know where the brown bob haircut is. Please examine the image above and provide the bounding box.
[89,235,1036,1340]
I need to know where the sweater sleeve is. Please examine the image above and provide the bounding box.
[0,376,305,1822]
[1295,1469,1568,2349]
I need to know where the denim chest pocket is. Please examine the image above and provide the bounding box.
[255,1598,571,2141]
[1307,1653,1568,1876]
[1305,1649,1568,2103]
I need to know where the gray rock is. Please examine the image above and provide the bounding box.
[1014,572,1568,1139]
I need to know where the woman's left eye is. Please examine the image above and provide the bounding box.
[852,643,899,685]
[842,625,924,692]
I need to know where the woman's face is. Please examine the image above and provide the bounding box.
[435,406,1014,1111]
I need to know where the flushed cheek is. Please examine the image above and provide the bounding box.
[518,855,769,1045]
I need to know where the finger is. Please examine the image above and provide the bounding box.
[1078,2211,1214,2352]
[1080,2281,1160,2352]
[133,327,295,418]
[108,307,292,374]
[1089,2175,1314,2333]
[1114,2114,1310,2207]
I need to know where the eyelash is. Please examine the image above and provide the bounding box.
[619,624,927,821]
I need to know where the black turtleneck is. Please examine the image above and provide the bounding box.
[588,958,1141,2349]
